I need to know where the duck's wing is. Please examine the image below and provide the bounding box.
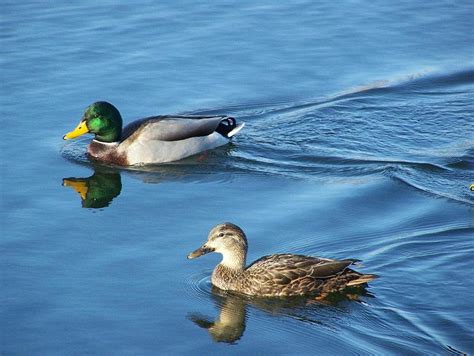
[121,115,231,142]
[246,254,357,285]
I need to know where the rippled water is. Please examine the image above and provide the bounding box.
[2,1,473,354]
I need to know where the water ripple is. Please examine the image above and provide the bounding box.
[61,68,473,205]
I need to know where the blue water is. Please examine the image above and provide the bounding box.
[1,1,473,354]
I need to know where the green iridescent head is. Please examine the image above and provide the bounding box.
[63,101,123,142]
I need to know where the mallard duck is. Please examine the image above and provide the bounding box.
[63,101,244,165]
[188,223,377,298]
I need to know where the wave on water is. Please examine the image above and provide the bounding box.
[61,68,474,204]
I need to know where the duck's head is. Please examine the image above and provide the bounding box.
[63,101,123,142]
[188,223,248,269]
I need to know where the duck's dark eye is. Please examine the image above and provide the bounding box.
[218,232,224,238]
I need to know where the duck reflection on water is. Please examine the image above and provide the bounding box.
[62,167,122,208]
[188,288,247,344]
[61,141,239,209]
[188,286,375,344]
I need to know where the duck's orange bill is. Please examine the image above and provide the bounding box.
[63,120,89,140]
[62,179,88,200]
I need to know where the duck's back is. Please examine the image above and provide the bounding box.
[240,254,361,297]
[118,115,235,164]
[121,115,229,142]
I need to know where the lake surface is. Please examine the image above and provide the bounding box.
[1,1,473,354]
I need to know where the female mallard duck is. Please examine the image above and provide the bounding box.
[63,101,244,165]
[188,223,377,298]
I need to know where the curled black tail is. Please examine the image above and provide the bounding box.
[216,117,237,137]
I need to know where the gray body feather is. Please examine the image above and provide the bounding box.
[122,115,228,142]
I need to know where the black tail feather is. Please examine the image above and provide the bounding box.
[216,117,237,137]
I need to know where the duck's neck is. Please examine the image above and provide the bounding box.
[95,129,121,143]
[221,250,246,271]
[212,251,247,290]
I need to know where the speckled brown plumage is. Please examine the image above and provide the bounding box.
[189,223,378,298]
[213,254,373,297]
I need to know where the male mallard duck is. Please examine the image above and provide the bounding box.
[63,101,244,165]
[188,223,377,298]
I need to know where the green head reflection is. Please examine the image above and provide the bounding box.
[63,169,122,208]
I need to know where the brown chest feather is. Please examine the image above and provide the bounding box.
[88,141,129,166]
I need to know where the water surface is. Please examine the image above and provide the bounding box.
[1,1,473,354]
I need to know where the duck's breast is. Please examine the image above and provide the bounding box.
[88,141,128,165]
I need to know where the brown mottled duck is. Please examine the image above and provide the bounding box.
[188,223,377,298]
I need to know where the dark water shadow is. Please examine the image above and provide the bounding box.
[187,286,375,344]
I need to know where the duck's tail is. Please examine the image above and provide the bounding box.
[216,117,245,138]
[346,274,378,286]
[228,122,245,138]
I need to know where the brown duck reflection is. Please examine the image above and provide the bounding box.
[188,287,247,343]
[63,168,122,208]
[188,286,374,344]
[189,288,247,343]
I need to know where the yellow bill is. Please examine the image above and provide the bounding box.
[63,179,88,200]
[63,120,89,140]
